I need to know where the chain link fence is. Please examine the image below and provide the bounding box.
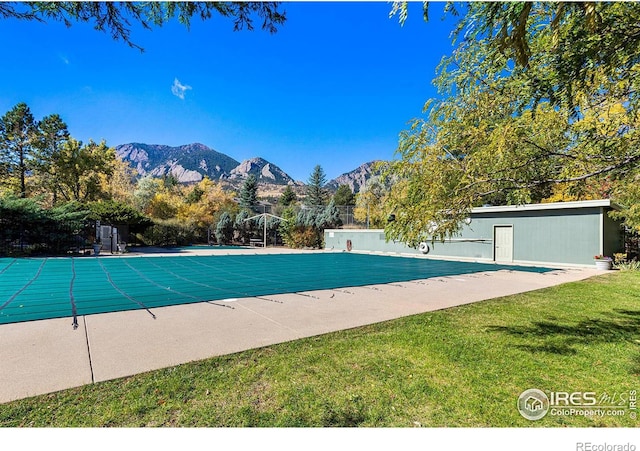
[335,205,366,228]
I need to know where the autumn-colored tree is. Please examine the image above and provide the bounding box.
[354,175,391,229]
[55,138,115,203]
[386,2,640,244]
[101,155,137,204]
[176,178,237,232]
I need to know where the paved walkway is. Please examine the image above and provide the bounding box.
[0,250,600,404]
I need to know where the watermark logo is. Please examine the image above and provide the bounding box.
[576,443,636,451]
[518,388,637,421]
[517,388,550,420]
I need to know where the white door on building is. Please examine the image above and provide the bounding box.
[494,226,513,262]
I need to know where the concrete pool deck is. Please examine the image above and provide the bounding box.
[0,248,601,404]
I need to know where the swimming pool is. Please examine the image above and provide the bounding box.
[0,252,553,326]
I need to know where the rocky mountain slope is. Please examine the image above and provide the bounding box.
[116,142,380,194]
[325,161,381,193]
[229,157,295,185]
[116,143,297,186]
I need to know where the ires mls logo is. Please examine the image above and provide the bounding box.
[517,389,597,420]
[518,388,636,421]
[549,391,598,406]
[518,389,550,420]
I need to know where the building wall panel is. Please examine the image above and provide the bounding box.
[324,203,623,266]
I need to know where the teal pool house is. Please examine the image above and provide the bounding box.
[324,200,624,267]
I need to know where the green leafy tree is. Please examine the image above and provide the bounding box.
[610,179,640,233]
[306,164,327,207]
[89,200,152,231]
[0,103,38,197]
[0,2,286,51]
[103,155,137,204]
[133,175,162,213]
[56,138,115,202]
[355,175,390,229]
[391,2,640,109]
[385,2,640,244]
[278,206,297,247]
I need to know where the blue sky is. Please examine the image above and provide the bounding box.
[0,2,459,182]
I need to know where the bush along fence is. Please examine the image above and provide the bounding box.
[0,214,93,257]
[0,197,151,257]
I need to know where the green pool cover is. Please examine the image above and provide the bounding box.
[0,253,553,326]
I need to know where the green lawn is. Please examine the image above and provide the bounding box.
[1,271,639,427]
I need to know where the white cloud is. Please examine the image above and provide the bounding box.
[171,78,192,100]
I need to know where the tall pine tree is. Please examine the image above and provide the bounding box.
[239,174,258,210]
[306,165,327,207]
[33,113,70,204]
[279,185,297,206]
[0,103,38,197]
[333,184,355,206]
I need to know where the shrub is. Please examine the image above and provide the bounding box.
[0,195,90,256]
[140,219,200,246]
[215,212,234,245]
[613,253,640,271]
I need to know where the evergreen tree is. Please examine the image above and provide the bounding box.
[185,184,205,204]
[33,113,70,204]
[239,174,258,210]
[332,184,355,206]
[234,209,254,244]
[318,200,342,229]
[0,3,286,52]
[215,211,234,244]
[306,164,327,207]
[279,185,297,206]
[278,206,297,247]
[0,103,38,197]
[161,173,179,190]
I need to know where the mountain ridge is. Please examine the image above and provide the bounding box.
[325,161,381,193]
[116,142,379,193]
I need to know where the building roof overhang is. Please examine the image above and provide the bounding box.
[471,199,621,214]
